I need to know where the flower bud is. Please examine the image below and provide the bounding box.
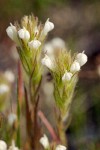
[56,145,67,150]
[0,140,7,150]
[76,51,88,66]
[43,19,54,35]
[40,134,49,149]
[70,61,80,73]
[62,71,73,81]
[18,28,30,41]
[41,55,54,70]
[6,23,17,42]
[28,40,41,50]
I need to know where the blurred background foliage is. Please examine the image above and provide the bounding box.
[0,0,100,150]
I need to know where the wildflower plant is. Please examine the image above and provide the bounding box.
[5,14,88,150]
[42,49,87,143]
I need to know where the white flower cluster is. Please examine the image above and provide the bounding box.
[0,140,19,150]
[6,19,54,51]
[62,51,88,82]
[40,134,67,150]
[42,50,88,80]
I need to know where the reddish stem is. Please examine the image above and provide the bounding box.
[38,110,60,143]
[18,60,23,106]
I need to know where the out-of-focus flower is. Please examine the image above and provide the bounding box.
[76,51,88,66]
[6,23,17,42]
[0,140,7,150]
[40,134,49,149]
[8,140,19,150]
[8,113,17,126]
[0,84,9,95]
[51,37,65,49]
[43,37,66,59]
[4,70,15,83]
[70,61,80,73]
[41,55,54,70]
[43,43,54,56]
[18,28,30,41]
[43,19,54,35]
[56,145,67,150]
[62,71,73,81]
[28,40,41,50]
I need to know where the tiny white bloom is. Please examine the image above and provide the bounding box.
[8,113,17,126]
[0,140,7,150]
[4,70,15,83]
[18,28,30,40]
[28,40,41,49]
[62,71,73,81]
[43,43,54,56]
[40,134,49,149]
[41,55,54,70]
[6,23,17,42]
[56,145,67,150]
[76,51,88,66]
[70,61,80,73]
[8,140,19,150]
[51,37,65,49]
[0,84,9,95]
[43,19,54,35]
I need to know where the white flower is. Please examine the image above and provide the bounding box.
[40,134,49,149]
[28,40,41,49]
[8,140,19,150]
[43,19,54,35]
[62,71,73,81]
[6,23,17,42]
[8,113,17,126]
[18,28,30,41]
[56,145,67,150]
[76,51,88,66]
[4,70,15,83]
[43,43,54,56]
[70,61,80,73]
[0,84,9,95]
[51,37,65,49]
[41,55,54,70]
[0,140,7,150]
